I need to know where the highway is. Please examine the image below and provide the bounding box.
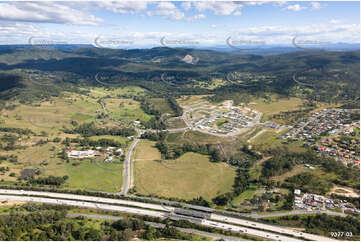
[201,219,302,242]
[250,209,346,218]
[210,214,337,241]
[0,194,300,241]
[67,213,244,241]
[0,195,166,218]
[0,190,337,241]
[0,189,175,212]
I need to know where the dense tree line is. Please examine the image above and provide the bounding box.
[166,97,183,116]
[155,141,222,162]
[283,172,333,195]
[64,122,135,137]
[63,137,123,148]
[0,127,35,135]
[27,175,69,187]
[140,131,167,141]
[0,134,24,151]
[213,162,251,206]
[0,209,206,241]
[143,117,166,130]
[140,100,160,116]
[261,155,295,178]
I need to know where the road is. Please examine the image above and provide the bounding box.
[201,219,302,242]
[0,194,301,241]
[0,190,337,241]
[209,214,336,241]
[0,195,166,218]
[0,189,175,212]
[120,129,141,195]
[67,213,244,241]
[250,209,346,218]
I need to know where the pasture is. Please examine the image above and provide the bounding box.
[134,140,236,201]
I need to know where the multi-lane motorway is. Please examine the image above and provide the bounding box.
[0,189,337,241]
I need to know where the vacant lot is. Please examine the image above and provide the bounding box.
[150,98,174,114]
[251,130,306,152]
[105,98,152,123]
[248,96,304,119]
[165,117,187,129]
[134,140,236,201]
[63,160,123,192]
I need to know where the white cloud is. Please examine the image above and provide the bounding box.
[231,23,360,44]
[181,2,192,11]
[330,19,341,24]
[96,1,147,14]
[310,2,322,10]
[0,2,102,25]
[273,1,287,7]
[186,14,206,21]
[146,2,186,20]
[193,1,243,15]
[233,11,242,16]
[157,2,176,10]
[284,4,306,12]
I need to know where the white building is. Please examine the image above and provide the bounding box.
[294,189,301,195]
[68,150,95,158]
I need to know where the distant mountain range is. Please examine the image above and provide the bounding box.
[0,43,359,55]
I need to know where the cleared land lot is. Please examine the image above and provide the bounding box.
[251,130,306,152]
[134,140,236,201]
[248,96,304,119]
[62,160,123,192]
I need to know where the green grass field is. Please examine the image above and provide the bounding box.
[150,98,174,114]
[248,96,304,119]
[134,140,236,201]
[0,86,151,192]
[63,160,123,192]
[251,130,306,152]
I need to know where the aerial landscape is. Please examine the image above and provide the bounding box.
[0,0,359,241]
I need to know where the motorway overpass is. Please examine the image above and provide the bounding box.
[0,189,337,241]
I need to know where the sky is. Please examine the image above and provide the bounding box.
[0,1,359,48]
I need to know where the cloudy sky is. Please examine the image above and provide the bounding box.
[0,1,359,47]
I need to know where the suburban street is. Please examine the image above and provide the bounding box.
[0,189,337,241]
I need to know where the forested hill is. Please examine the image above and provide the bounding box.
[0,46,359,106]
